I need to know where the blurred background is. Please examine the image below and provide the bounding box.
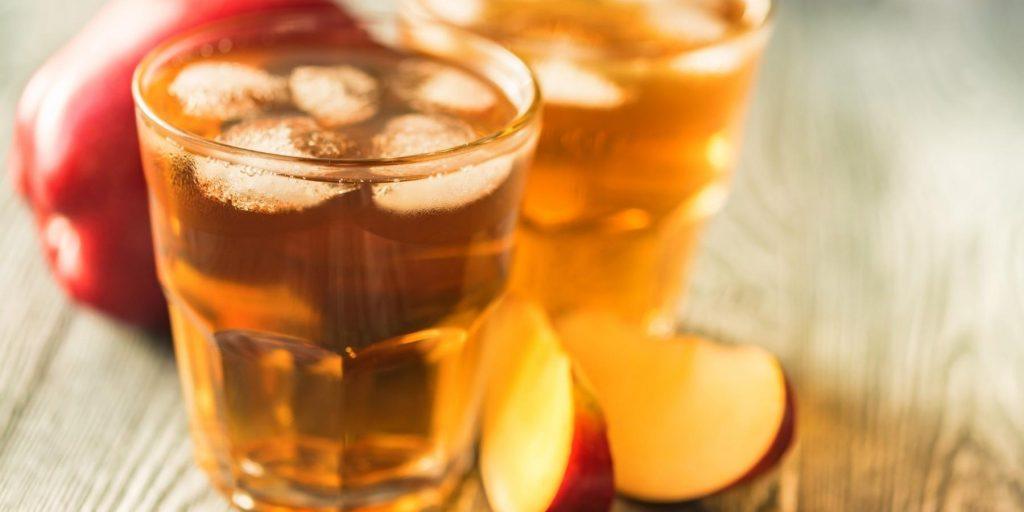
[2,0,1024,510]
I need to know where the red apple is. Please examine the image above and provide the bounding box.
[9,0,342,328]
[479,298,615,512]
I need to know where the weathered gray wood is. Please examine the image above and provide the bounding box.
[2,0,1024,510]
[0,1,229,510]
[675,1,1024,511]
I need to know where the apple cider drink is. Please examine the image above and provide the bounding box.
[414,0,772,332]
[133,10,539,511]
[410,0,784,502]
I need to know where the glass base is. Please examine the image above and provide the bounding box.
[208,448,472,511]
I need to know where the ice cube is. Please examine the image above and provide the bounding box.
[740,0,771,26]
[532,59,628,109]
[289,65,379,127]
[372,154,514,214]
[646,3,730,46]
[193,116,354,212]
[419,0,483,25]
[169,62,289,120]
[219,116,354,159]
[369,114,511,213]
[393,60,497,114]
[371,114,477,158]
[670,30,765,75]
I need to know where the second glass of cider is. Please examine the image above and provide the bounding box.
[412,0,773,333]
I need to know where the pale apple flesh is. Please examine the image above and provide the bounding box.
[556,311,793,502]
[480,299,615,512]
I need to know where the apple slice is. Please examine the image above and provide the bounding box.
[556,311,794,502]
[480,299,615,512]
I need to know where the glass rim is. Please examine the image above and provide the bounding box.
[131,6,542,173]
[407,0,776,61]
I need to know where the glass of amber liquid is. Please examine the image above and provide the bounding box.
[132,8,539,511]
[410,0,772,334]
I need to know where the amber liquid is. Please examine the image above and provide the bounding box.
[138,41,526,510]
[446,0,770,332]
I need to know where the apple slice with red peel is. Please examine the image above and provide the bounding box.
[734,378,796,487]
[556,311,794,503]
[480,299,615,512]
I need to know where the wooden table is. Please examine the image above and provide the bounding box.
[3,0,1023,510]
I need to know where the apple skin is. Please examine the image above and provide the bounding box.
[548,385,616,512]
[733,378,797,487]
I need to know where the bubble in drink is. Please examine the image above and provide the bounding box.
[169,62,289,120]
[371,113,476,158]
[289,65,379,127]
[532,59,627,109]
[193,116,353,212]
[393,59,497,114]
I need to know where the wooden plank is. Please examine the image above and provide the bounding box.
[1,0,1023,510]
[669,1,1024,510]
[0,0,225,510]
[0,312,227,511]
[0,0,96,505]
[0,0,114,441]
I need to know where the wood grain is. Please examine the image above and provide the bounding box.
[1,0,1023,510]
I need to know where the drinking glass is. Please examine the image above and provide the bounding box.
[409,0,773,335]
[132,9,540,510]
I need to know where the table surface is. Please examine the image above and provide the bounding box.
[3,0,1024,510]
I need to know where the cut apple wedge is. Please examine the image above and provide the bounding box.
[556,311,795,503]
[480,299,615,512]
